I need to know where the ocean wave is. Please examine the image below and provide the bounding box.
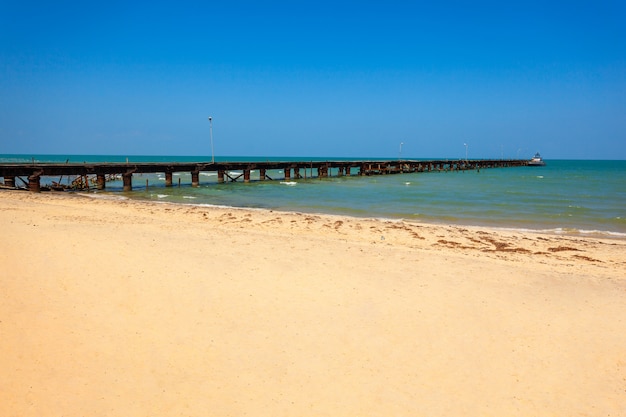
[495,226,626,239]
[280,181,297,186]
[191,203,271,212]
[76,193,128,201]
[403,216,626,239]
[556,228,626,238]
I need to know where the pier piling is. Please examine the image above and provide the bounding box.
[123,173,133,192]
[97,174,106,190]
[28,173,41,193]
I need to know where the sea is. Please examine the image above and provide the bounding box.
[2,154,625,238]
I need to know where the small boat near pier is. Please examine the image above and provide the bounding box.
[528,152,546,166]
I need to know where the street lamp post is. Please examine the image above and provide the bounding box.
[208,116,214,163]
[399,142,404,160]
[464,142,468,162]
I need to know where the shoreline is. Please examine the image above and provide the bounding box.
[0,186,622,242]
[3,189,626,271]
[81,189,626,240]
[2,190,625,416]
[4,188,626,255]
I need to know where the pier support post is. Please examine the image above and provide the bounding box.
[191,171,200,187]
[293,167,300,179]
[123,173,133,191]
[28,173,41,193]
[96,174,106,190]
[244,169,251,183]
[284,168,291,180]
[218,170,225,183]
[338,167,344,176]
[259,169,266,181]
[346,167,351,176]
[3,176,15,188]
[165,171,173,187]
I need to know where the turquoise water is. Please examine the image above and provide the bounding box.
[2,154,625,237]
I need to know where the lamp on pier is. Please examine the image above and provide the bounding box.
[208,116,215,164]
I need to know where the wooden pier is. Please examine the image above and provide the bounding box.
[0,159,529,192]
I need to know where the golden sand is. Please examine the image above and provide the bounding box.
[1,191,625,416]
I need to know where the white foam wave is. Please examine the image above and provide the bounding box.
[76,193,128,201]
[280,181,297,186]
[571,229,626,238]
[496,226,626,239]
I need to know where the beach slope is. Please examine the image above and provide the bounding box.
[1,191,625,416]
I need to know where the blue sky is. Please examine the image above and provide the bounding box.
[1,1,625,159]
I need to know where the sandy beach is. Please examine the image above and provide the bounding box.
[1,190,625,416]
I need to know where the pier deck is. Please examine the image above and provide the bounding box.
[1,159,529,192]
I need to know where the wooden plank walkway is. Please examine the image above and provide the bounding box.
[0,159,529,192]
